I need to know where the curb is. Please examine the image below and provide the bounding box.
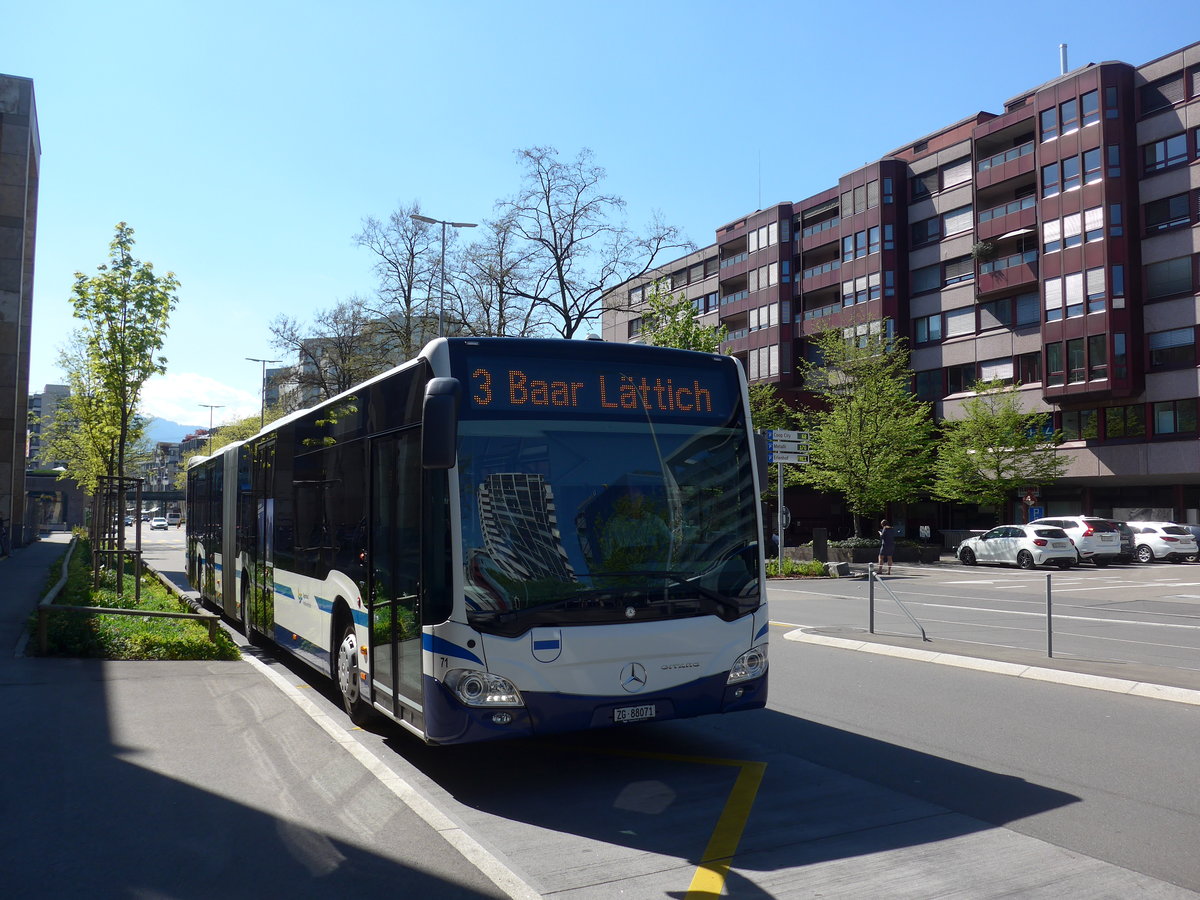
[780,626,1200,707]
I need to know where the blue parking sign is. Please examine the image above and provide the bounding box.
[1029,506,1044,519]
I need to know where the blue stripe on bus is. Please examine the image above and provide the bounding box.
[214,562,223,572]
[755,622,769,641]
[533,639,561,651]
[274,583,295,599]
[314,595,333,613]
[422,634,483,665]
[352,608,369,628]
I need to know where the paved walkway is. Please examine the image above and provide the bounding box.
[0,535,507,898]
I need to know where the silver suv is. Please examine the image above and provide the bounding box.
[1028,516,1122,567]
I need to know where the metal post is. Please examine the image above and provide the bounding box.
[777,462,784,574]
[1046,572,1053,658]
[868,563,876,633]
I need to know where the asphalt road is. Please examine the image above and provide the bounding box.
[131,533,1200,897]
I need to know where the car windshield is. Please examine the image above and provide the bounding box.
[457,418,760,636]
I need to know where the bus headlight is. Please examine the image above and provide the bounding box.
[445,669,524,707]
[727,645,768,684]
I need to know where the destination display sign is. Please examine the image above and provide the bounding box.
[454,349,739,422]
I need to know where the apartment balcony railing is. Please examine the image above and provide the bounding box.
[980,249,1037,275]
[978,195,1036,224]
[720,252,748,269]
[977,140,1033,172]
[721,289,749,306]
[801,217,840,239]
[800,302,840,321]
[801,259,841,280]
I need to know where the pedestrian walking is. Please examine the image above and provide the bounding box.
[878,519,895,575]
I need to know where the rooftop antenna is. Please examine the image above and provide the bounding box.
[1059,43,1068,76]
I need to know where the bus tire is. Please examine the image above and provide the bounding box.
[336,622,374,726]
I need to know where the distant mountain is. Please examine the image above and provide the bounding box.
[145,417,203,445]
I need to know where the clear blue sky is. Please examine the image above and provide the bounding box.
[8,0,1191,426]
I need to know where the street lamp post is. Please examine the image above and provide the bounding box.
[410,213,478,337]
[246,357,281,430]
[198,404,224,457]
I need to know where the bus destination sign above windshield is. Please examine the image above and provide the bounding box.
[463,358,737,421]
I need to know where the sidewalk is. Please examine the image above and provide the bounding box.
[0,535,506,898]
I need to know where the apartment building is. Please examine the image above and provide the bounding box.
[603,42,1200,536]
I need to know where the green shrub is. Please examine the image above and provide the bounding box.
[766,558,828,577]
[31,539,240,661]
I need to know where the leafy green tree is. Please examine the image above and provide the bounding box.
[640,279,727,352]
[932,379,1067,522]
[175,408,287,489]
[797,323,934,536]
[69,222,180,482]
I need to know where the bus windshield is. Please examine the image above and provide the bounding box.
[457,417,761,636]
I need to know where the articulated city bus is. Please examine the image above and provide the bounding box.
[187,337,768,744]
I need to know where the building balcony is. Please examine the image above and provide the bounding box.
[976,250,1038,296]
[974,140,1035,191]
[976,198,1037,242]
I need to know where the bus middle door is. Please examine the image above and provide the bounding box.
[248,437,276,640]
[369,430,423,719]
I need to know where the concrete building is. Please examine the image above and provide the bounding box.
[604,42,1200,538]
[0,74,39,548]
[27,383,69,468]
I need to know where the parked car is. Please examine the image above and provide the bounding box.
[150,517,169,530]
[123,515,134,526]
[1095,519,1136,564]
[1183,524,1200,563]
[1125,522,1199,563]
[1028,516,1122,566]
[956,524,1076,569]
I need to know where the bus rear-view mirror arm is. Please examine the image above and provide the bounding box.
[422,377,461,469]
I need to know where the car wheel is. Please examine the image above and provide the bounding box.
[1136,545,1155,564]
[1017,550,1036,569]
[959,547,976,566]
[1186,554,1198,563]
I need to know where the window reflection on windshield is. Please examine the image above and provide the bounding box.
[458,419,759,622]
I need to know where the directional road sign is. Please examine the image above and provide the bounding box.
[767,429,809,443]
[768,450,809,464]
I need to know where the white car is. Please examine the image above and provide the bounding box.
[150,517,169,531]
[956,524,1076,569]
[1125,522,1199,563]
[1027,516,1123,566]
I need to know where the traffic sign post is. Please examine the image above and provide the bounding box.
[761,430,813,572]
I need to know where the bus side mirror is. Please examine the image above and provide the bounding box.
[422,377,461,469]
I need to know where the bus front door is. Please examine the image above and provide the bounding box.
[248,438,276,640]
[369,431,424,718]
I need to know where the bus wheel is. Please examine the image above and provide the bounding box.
[336,623,374,726]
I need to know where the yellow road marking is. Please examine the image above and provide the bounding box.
[593,748,767,898]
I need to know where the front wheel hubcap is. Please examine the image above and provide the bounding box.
[338,632,360,704]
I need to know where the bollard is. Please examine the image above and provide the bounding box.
[1046,572,1053,658]
[868,563,876,634]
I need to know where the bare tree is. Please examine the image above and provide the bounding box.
[498,146,692,339]
[268,298,398,407]
[449,214,549,338]
[353,202,440,357]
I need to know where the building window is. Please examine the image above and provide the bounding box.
[1111,266,1125,307]
[942,158,972,189]
[868,225,880,254]
[942,204,973,236]
[1045,278,1063,322]
[943,256,974,286]
[1086,267,1106,312]
[979,357,1014,384]
[1061,155,1081,192]
[882,178,893,204]
[911,264,940,294]
[979,297,1012,329]
[1046,342,1064,385]
[911,170,938,200]
[1106,144,1121,177]
[1145,256,1193,299]
[914,313,943,344]
[914,370,941,402]
[1088,335,1108,379]
[1015,292,1040,326]
[1154,399,1198,435]
[1060,97,1079,134]
[1064,272,1084,318]
[1143,134,1188,173]
[1141,75,1185,116]
[1084,206,1104,242]
[628,286,645,307]
[1144,194,1191,232]
[944,306,974,337]
[1042,162,1060,198]
[1067,337,1086,382]
[1148,327,1196,369]
[842,235,855,262]
[1043,218,1062,253]
[911,217,939,246]
[883,223,894,250]
[1063,213,1082,248]
[628,317,642,338]
[1061,409,1099,440]
[946,363,976,394]
[1083,148,1102,184]
[1081,90,1099,126]
[1106,404,1145,438]
[1018,351,1042,383]
[1104,86,1120,118]
[1040,107,1058,142]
